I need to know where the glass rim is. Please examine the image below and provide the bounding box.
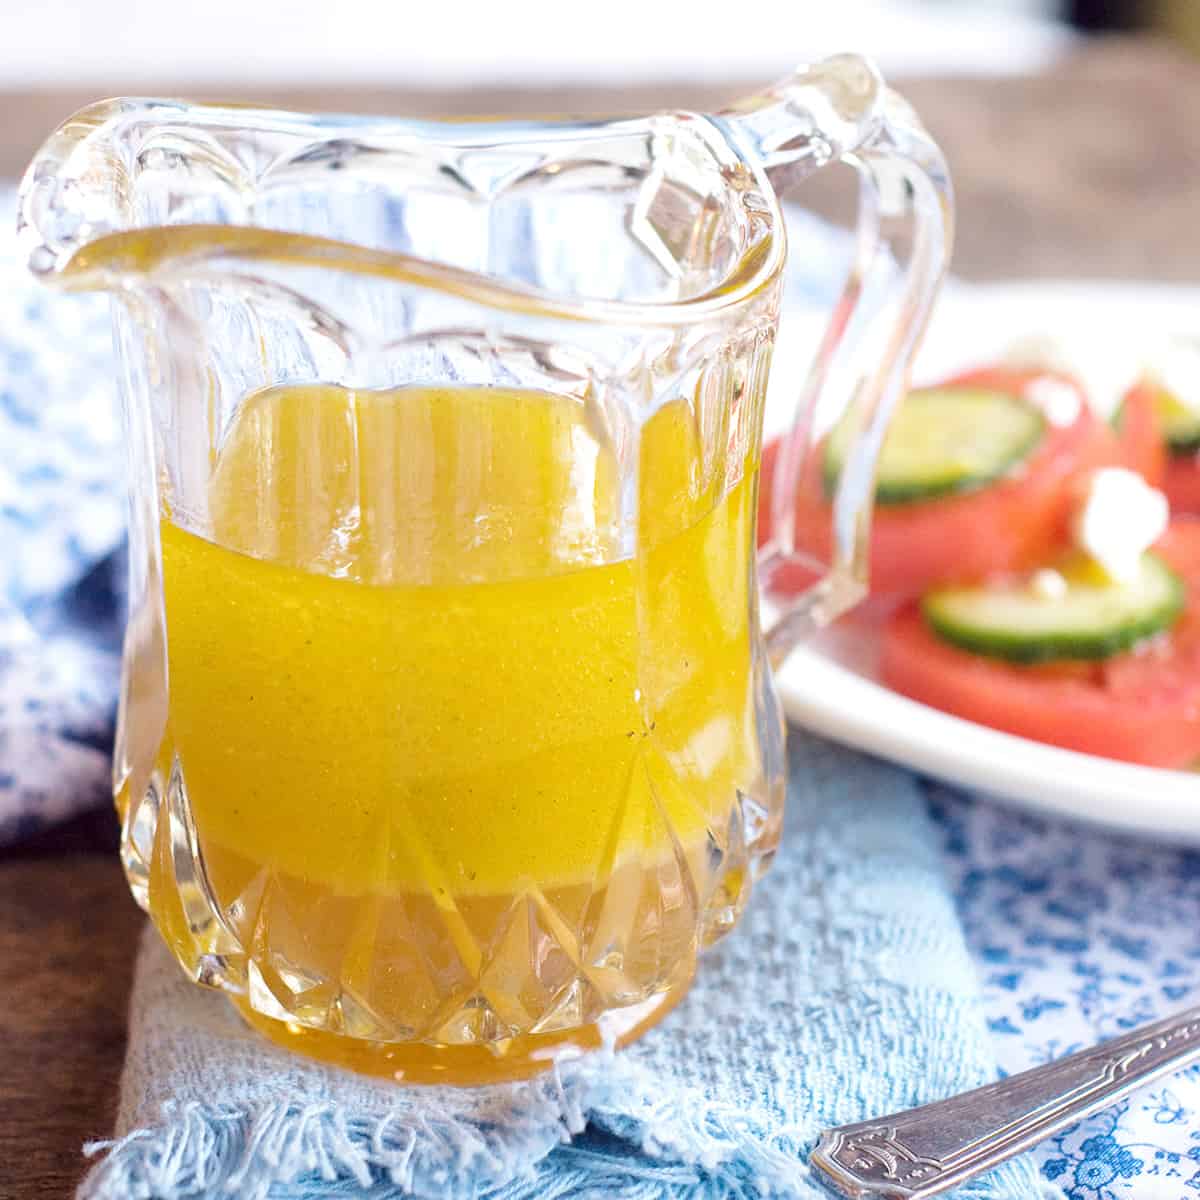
[20,96,788,328]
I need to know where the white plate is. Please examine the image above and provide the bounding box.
[771,281,1200,842]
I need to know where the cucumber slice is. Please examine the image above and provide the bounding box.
[824,387,1046,505]
[923,553,1184,663]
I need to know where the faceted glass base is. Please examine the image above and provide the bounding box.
[231,982,689,1084]
[120,742,781,1082]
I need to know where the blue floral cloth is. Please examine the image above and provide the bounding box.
[935,790,1200,1200]
[0,190,124,843]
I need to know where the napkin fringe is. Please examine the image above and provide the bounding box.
[76,1087,586,1200]
[78,1082,1031,1200]
[75,1078,838,1198]
[75,1089,772,1197]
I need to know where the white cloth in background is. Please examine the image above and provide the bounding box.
[0,0,1072,87]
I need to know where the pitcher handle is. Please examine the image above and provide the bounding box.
[723,56,954,666]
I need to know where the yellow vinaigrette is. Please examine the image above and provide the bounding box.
[157,386,761,900]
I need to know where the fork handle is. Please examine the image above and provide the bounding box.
[811,1005,1200,1198]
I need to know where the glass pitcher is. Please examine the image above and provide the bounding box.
[19,55,951,1083]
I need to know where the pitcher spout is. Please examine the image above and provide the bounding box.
[17,94,788,318]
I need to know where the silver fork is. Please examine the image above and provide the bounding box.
[811,1005,1200,1198]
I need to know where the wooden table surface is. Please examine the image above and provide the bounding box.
[4,34,1200,1200]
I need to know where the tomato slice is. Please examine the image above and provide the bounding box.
[879,518,1200,768]
[1165,455,1200,515]
[759,367,1122,599]
[1114,380,1167,488]
[1116,379,1198,513]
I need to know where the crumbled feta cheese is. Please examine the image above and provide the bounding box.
[1029,568,1069,601]
[1024,377,1082,427]
[1073,468,1169,584]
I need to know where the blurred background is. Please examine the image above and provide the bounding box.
[4,0,1198,96]
[2,0,1198,279]
[0,1,1196,153]
[0,0,1075,96]
[3,0,1198,92]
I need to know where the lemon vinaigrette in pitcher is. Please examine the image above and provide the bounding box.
[20,58,950,1080]
[150,381,768,1078]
